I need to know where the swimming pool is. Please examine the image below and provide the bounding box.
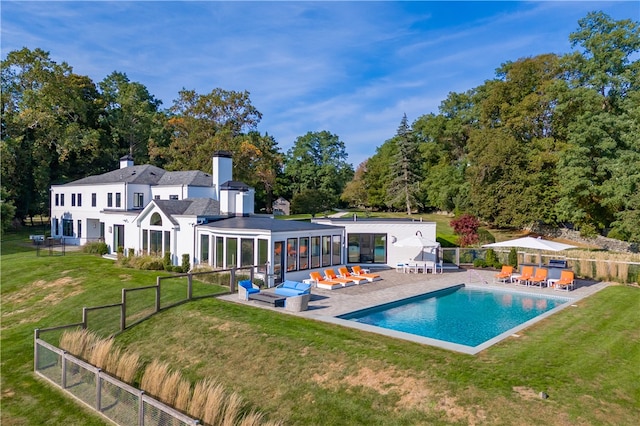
[338,284,572,352]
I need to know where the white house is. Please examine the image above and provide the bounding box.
[50,152,439,285]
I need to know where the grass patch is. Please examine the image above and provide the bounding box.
[2,226,639,425]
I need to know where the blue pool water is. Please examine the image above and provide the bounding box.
[339,285,571,347]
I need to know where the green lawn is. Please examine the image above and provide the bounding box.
[2,229,639,425]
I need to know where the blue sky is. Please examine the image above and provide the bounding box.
[2,1,638,167]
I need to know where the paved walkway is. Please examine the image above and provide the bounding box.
[219,267,608,354]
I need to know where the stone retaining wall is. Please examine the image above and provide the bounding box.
[528,224,638,253]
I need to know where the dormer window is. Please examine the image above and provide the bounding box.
[150,212,162,226]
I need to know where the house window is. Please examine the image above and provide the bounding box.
[134,193,144,208]
[55,194,59,206]
[287,238,298,271]
[258,239,268,273]
[216,237,224,268]
[332,235,341,265]
[71,194,76,206]
[62,219,73,237]
[299,237,309,270]
[154,195,160,200]
[169,195,178,200]
[322,236,331,267]
[347,233,387,264]
[164,231,170,256]
[77,220,82,238]
[115,193,121,208]
[150,230,162,255]
[226,238,237,267]
[142,230,148,252]
[201,235,210,264]
[241,238,254,267]
[107,193,113,207]
[92,193,96,207]
[52,218,59,235]
[311,236,321,269]
[77,193,82,207]
[150,212,162,226]
[60,194,65,206]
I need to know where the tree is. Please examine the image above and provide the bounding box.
[0,187,17,235]
[284,131,354,208]
[386,114,421,214]
[555,13,640,235]
[362,141,396,210]
[232,131,283,212]
[450,214,480,247]
[99,71,162,163]
[1,48,106,222]
[341,161,369,208]
[155,88,262,171]
[291,189,330,217]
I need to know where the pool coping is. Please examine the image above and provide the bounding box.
[221,268,609,355]
[311,284,588,355]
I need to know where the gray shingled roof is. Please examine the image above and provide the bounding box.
[158,171,213,187]
[154,199,220,217]
[220,180,250,191]
[62,165,214,187]
[67,164,167,185]
[200,216,342,232]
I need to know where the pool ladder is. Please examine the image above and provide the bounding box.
[468,268,489,285]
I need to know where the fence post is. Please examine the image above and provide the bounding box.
[82,307,88,330]
[96,369,102,411]
[230,268,236,293]
[155,277,161,313]
[61,351,67,389]
[187,273,193,300]
[139,390,145,426]
[455,248,460,266]
[121,288,127,331]
[33,329,39,372]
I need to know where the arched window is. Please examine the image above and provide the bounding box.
[150,212,162,226]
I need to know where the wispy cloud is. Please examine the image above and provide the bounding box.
[2,0,637,166]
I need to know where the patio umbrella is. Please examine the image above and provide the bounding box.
[393,236,440,261]
[483,236,576,266]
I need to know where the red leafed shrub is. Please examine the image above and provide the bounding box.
[450,214,480,247]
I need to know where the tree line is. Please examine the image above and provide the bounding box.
[342,12,640,243]
[2,11,638,242]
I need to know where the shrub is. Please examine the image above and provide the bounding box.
[163,251,172,270]
[485,249,501,268]
[82,241,108,255]
[128,248,134,258]
[473,258,487,268]
[181,254,190,273]
[477,228,495,245]
[508,247,518,268]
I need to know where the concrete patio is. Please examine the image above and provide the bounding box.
[219,267,609,354]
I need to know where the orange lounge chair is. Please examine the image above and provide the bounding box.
[514,265,534,285]
[324,269,356,287]
[338,266,367,284]
[528,268,548,287]
[309,271,342,290]
[351,265,381,282]
[553,271,575,291]
[494,265,514,283]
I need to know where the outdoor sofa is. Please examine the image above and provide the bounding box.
[274,280,312,297]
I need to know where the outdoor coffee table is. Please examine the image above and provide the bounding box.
[248,292,286,307]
